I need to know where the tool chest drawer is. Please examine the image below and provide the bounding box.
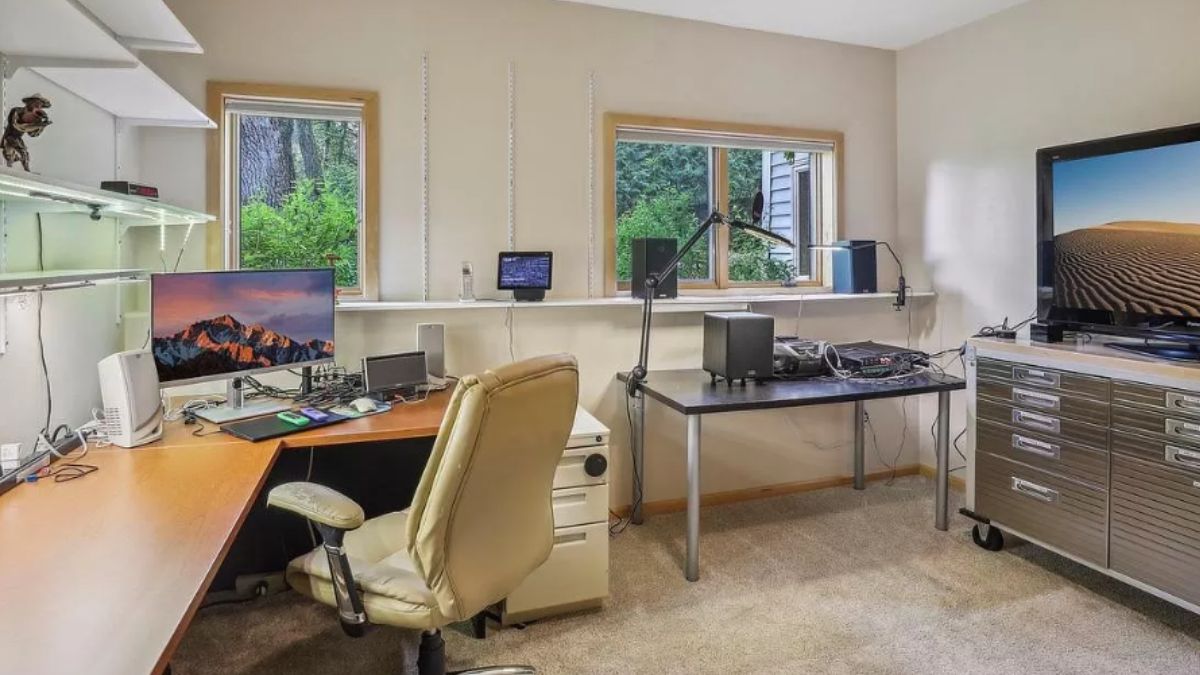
[1113,381,1200,421]
[1111,431,1200,478]
[977,358,1110,401]
[975,452,1107,566]
[977,419,1107,488]
[977,397,1108,451]
[977,379,1109,426]
[1112,402,1200,450]
[1110,452,1200,607]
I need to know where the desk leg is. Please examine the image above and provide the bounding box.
[631,392,646,526]
[853,401,866,490]
[685,414,702,582]
[935,391,951,531]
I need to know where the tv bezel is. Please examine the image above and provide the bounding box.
[1037,121,1200,344]
[150,268,336,388]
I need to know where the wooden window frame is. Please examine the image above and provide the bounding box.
[603,113,844,296]
[206,81,380,300]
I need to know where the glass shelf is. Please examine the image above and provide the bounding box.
[0,166,213,226]
[0,269,147,296]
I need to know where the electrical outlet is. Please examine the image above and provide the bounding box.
[1,442,21,474]
[234,571,288,598]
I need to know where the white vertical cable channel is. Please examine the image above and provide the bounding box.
[113,120,123,326]
[421,52,431,301]
[1,53,9,355]
[586,71,596,297]
[507,61,516,251]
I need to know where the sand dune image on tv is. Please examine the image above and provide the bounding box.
[1055,221,1200,317]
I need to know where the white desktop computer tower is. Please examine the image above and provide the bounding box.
[98,350,164,448]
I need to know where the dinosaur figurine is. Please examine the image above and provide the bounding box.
[2,93,52,171]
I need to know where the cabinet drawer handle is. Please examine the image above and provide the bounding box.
[1012,409,1061,434]
[1012,433,1061,460]
[1012,387,1061,411]
[553,491,588,506]
[1011,477,1059,503]
[1165,418,1200,441]
[553,531,588,546]
[1013,367,1060,388]
[1165,445,1200,470]
[1167,392,1200,413]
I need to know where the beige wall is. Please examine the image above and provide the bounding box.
[140,0,927,507]
[898,0,1200,466]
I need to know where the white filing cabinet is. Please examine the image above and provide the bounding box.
[501,406,610,624]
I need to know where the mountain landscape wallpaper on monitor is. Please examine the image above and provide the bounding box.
[1052,139,1200,318]
[152,270,335,384]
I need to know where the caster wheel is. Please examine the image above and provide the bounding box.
[972,523,1004,551]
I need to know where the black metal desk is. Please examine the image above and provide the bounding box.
[619,369,966,581]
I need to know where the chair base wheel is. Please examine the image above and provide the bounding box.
[972,523,1004,551]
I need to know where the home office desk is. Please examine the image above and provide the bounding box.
[0,390,450,675]
[620,370,966,581]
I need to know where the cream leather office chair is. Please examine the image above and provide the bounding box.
[268,354,579,675]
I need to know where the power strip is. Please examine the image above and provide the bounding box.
[0,450,51,498]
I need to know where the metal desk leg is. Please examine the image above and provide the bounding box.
[631,392,646,525]
[935,391,951,531]
[853,401,866,490]
[685,414,702,582]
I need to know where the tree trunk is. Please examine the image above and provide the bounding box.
[296,119,322,190]
[238,116,295,208]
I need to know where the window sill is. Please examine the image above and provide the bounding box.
[337,290,934,313]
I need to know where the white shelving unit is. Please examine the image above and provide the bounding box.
[0,0,211,128]
[0,167,214,353]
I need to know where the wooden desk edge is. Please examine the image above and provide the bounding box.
[154,443,281,675]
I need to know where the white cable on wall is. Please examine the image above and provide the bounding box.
[421,52,431,301]
[587,71,596,297]
[507,61,516,251]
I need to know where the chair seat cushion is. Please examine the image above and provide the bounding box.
[286,510,446,629]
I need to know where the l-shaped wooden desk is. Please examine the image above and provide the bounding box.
[0,390,450,675]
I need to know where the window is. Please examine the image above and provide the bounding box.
[209,83,379,299]
[605,114,841,294]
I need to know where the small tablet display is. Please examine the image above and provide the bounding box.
[498,251,553,290]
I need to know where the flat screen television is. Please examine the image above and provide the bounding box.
[151,268,336,387]
[1037,122,1200,360]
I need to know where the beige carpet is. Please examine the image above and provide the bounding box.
[172,477,1200,674]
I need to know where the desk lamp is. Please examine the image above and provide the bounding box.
[809,240,906,310]
[625,192,794,397]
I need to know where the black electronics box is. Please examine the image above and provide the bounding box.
[631,237,678,299]
[1030,322,1064,343]
[703,312,774,383]
[831,240,877,294]
[100,181,159,200]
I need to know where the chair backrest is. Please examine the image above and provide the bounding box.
[405,354,579,621]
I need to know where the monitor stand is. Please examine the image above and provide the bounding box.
[1107,341,1200,363]
[513,289,545,302]
[194,377,290,424]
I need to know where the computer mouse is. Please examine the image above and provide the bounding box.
[351,397,379,414]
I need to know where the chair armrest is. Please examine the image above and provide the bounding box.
[267,482,365,530]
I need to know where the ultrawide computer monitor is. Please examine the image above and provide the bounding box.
[151,268,336,422]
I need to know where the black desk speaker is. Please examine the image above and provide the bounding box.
[832,240,877,295]
[631,237,678,299]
